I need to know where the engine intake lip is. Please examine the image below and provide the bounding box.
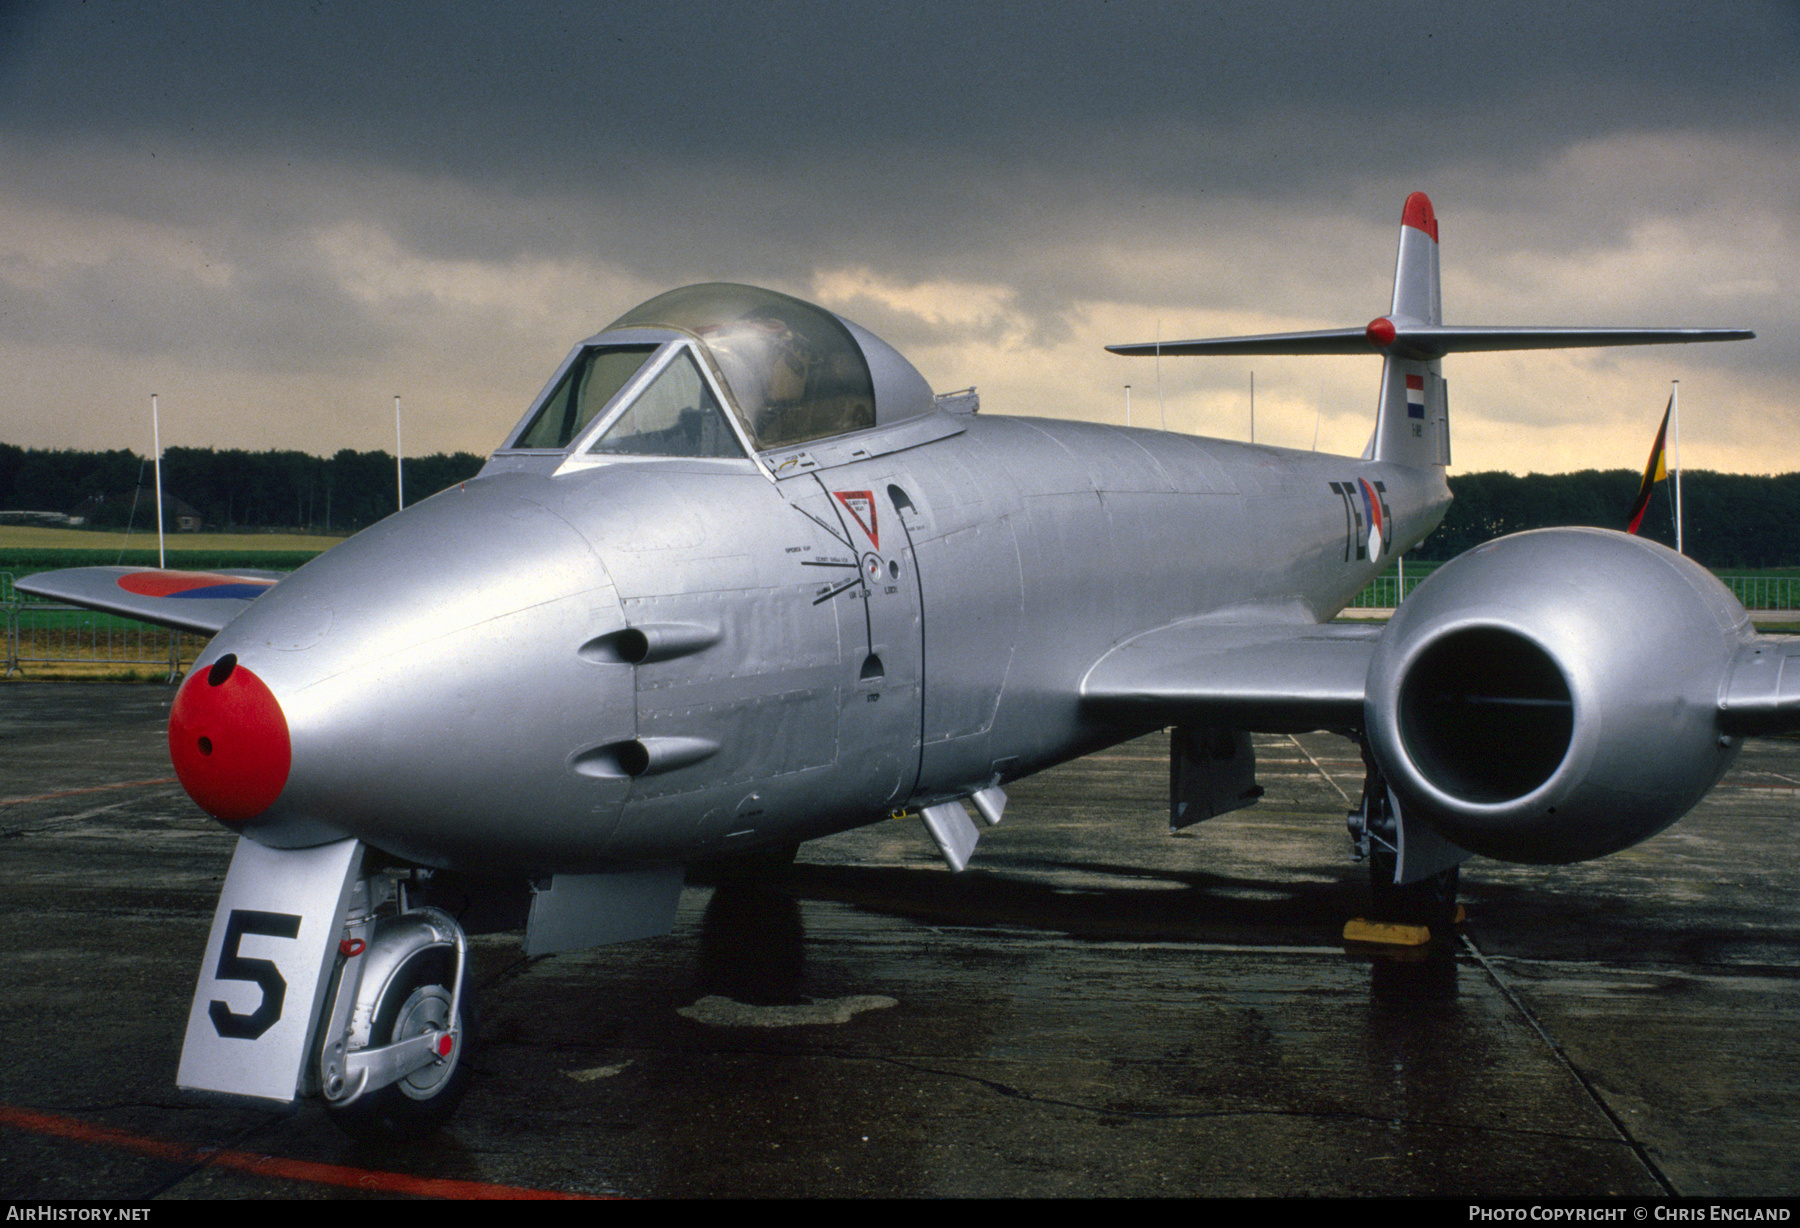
[1396,626,1574,807]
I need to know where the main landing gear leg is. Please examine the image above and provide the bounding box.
[1345,740,1460,940]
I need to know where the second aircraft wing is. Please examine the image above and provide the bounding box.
[15,567,279,636]
[1080,620,1380,733]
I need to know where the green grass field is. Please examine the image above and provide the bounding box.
[5,526,1796,681]
[0,525,343,578]
[0,525,345,552]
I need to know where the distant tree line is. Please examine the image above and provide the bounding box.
[0,444,484,535]
[5,443,1797,567]
[1419,470,1800,569]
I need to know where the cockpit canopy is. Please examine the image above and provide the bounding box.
[501,283,935,460]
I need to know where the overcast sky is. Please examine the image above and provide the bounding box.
[1,1,1794,475]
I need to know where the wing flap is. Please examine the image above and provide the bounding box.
[1081,621,1379,733]
[15,567,278,635]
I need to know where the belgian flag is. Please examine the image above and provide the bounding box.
[1625,397,1672,536]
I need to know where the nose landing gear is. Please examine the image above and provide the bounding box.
[316,876,475,1143]
[177,840,478,1142]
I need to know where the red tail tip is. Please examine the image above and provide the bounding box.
[1402,192,1439,242]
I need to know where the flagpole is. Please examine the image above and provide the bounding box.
[1672,380,1683,555]
[395,395,405,512]
[1155,321,1165,431]
[151,394,165,570]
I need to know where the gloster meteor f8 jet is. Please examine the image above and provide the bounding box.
[22,193,1776,1142]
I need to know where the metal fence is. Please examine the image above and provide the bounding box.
[1717,575,1800,612]
[1349,570,1800,612]
[3,572,205,679]
[1346,574,1427,609]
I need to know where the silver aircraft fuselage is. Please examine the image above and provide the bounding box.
[206,413,1447,872]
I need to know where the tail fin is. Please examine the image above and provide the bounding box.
[1106,192,1752,468]
[1369,192,1449,467]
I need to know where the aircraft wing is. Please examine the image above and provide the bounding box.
[1080,620,1380,733]
[1083,614,1800,741]
[1720,636,1800,736]
[14,567,279,636]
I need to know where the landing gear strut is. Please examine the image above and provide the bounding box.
[317,874,475,1143]
[1346,740,1461,934]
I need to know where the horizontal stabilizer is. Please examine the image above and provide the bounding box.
[1108,191,1755,471]
[16,567,278,635]
[1108,328,1380,357]
[1107,323,1755,361]
[1081,620,1380,733]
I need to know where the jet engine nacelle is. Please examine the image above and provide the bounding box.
[1364,528,1749,864]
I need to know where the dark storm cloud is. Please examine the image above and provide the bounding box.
[4,0,1790,341]
[5,2,1795,204]
[0,2,1792,468]
[0,238,404,375]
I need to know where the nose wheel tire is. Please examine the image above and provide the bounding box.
[325,948,475,1143]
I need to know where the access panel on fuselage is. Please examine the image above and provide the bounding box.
[775,475,924,818]
[564,466,844,860]
[867,443,1027,800]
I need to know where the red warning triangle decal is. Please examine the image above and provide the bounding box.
[833,490,878,549]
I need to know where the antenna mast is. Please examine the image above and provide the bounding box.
[152,394,165,569]
[395,395,405,511]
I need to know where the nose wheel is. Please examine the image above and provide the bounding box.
[323,912,476,1145]
[325,945,474,1142]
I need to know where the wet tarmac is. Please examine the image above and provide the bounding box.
[3,681,1799,1198]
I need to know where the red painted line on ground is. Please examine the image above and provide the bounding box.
[0,777,179,807]
[0,1104,607,1199]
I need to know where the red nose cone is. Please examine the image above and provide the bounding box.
[169,655,292,823]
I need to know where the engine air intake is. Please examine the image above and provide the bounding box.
[1398,628,1572,804]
